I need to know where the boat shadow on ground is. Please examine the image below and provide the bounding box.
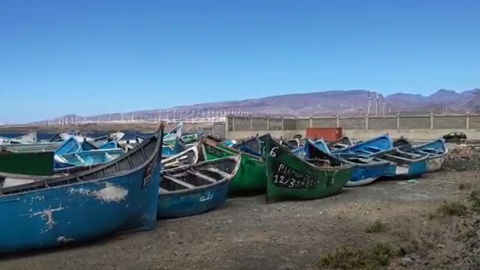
[0,187,358,261]
[0,231,128,262]
[228,190,265,198]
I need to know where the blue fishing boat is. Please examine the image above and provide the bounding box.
[291,138,331,157]
[54,148,126,168]
[222,140,237,147]
[164,122,184,142]
[90,132,125,147]
[53,137,83,169]
[157,155,240,219]
[368,148,428,179]
[305,140,389,187]
[136,135,146,144]
[54,137,82,156]
[332,134,393,154]
[99,141,118,150]
[174,138,187,154]
[81,140,99,151]
[0,124,165,252]
[162,144,200,169]
[279,138,297,150]
[393,137,448,172]
[0,132,37,144]
[231,134,268,156]
[161,139,189,159]
[279,137,303,149]
[327,136,354,151]
[291,146,306,157]
[162,144,176,158]
[313,139,331,153]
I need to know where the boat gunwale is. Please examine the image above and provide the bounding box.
[305,139,365,169]
[333,134,391,153]
[201,137,263,161]
[270,136,354,172]
[380,150,429,163]
[160,155,241,196]
[336,155,390,167]
[161,144,200,167]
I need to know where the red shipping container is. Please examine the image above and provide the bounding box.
[305,127,343,142]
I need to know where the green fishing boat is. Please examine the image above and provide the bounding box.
[0,151,55,175]
[200,136,266,194]
[264,134,353,203]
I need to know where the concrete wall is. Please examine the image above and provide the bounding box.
[225,114,480,140]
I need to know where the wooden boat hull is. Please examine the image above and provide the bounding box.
[333,134,392,154]
[231,134,268,157]
[424,153,447,172]
[0,170,159,252]
[55,149,125,168]
[158,156,240,218]
[327,136,353,151]
[201,140,266,194]
[99,141,118,150]
[157,180,229,218]
[305,140,388,187]
[377,151,428,179]
[345,161,389,187]
[0,125,165,252]
[265,135,353,203]
[393,138,448,173]
[82,140,99,151]
[162,145,176,157]
[162,145,199,169]
[412,139,448,172]
[334,154,389,187]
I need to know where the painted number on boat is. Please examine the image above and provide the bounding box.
[324,172,335,188]
[142,153,158,188]
[269,147,279,157]
[272,162,318,189]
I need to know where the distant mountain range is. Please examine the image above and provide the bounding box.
[38,88,480,124]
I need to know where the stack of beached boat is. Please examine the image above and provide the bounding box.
[0,126,449,253]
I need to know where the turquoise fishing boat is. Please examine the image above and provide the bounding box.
[394,137,448,172]
[332,134,393,154]
[305,139,389,187]
[368,148,428,179]
[54,148,126,168]
[157,155,240,219]
[0,124,165,252]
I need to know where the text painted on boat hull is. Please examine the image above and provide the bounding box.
[142,152,158,188]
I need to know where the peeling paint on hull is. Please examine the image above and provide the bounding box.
[0,158,162,253]
[425,154,446,172]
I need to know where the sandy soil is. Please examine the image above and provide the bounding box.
[0,169,471,270]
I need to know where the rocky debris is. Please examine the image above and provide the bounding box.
[400,256,415,267]
[444,143,480,171]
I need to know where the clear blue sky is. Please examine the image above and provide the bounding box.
[1,0,479,123]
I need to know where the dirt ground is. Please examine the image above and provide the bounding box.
[0,169,475,270]
[0,143,478,270]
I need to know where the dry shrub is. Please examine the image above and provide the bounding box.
[392,206,480,269]
[429,201,469,219]
[318,242,393,270]
[365,220,388,234]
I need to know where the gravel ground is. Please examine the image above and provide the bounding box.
[0,169,470,270]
